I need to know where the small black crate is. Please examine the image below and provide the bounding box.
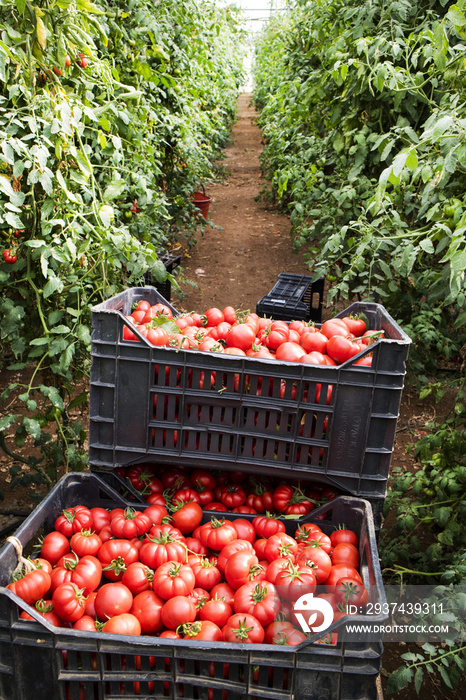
[256,273,325,323]
[0,473,387,700]
[143,250,181,301]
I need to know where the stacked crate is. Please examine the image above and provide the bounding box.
[0,284,411,700]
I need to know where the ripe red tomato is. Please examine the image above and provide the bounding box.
[69,530,102,558]
[97,539,140,581]
[217,539,254,574]
[190,557,221,591]
[252,515,286,539]
[54,506,93,537]
[334,577,368,610]
[264,533,298,563]
[182,619,223,641]
[224,550,260,590]
[200,596,233,628]
[296,546,332,584]
[152,561,195,600]
[52,582,87,622]
[40,531,71,565]
[161,595,196,629]
[2,248,17,263]
[210,582,235,608]
[341,315,367,337]
[233,581,279,627]
[331,542,360,569]
[223,613,264,643]
[225,324,256,351]
[204,307,225,326]
[94,582,133,620]
[320,318,349,339]
[130,590,164,633]
[69,555,102,595]
[220,485,247,509]
[7,568,51,605]
[139,532,187,569]
[231,518,255,544]
[327,336,362,364]
[326,564,362,590]
[275,342,306,363]
[144,504,169,526]
[103,613,142,635]
[171,501,203,536]
[222,306,237,324]
[301,330,328,354]
[121,562,154,595]
[199,517,238,550]
[330,528,359,548]
[274,564,317,602]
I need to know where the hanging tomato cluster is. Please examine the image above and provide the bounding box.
[115,463,339,516]
[8,500,367,648]
[123,302,383,367]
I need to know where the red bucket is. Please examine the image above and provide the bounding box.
[190,189,212,220]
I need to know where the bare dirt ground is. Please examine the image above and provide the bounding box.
[175,93,312,314]
[0,93,462,700]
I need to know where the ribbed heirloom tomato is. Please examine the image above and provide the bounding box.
[152,561,195,600]
[7,568,51,605]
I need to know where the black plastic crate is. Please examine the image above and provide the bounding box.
[0,472,387,700]
[89,287,411,507]
[256,273,325,323]
[143,251,181,301]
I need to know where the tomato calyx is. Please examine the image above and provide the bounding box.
[231,616,255,641]
[102,555,127,576]
[168,562,183,578]
[33,599,54,614]
[61,552,80,570]
[248,564,265,581]
[178,621,202,637]
[209,516,226,530]
[250,582,269,603]
[272,631,291,645]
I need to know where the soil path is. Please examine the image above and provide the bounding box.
[176,93,312,313]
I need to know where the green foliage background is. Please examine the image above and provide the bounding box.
[253,0,466,380]
[253,1,466,694]
[0,0,245,492]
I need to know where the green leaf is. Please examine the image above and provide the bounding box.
[43,277,63,299]
[414,667,424,694]
[23,417,41,440]
[432,116,453,139]
[0,415,18,432]
[405,149,418,171]
[68,392,88,410]
[438,665,454,689]
[103,179,127,201]
[447,6,466,27]
[386,666,413,694]
[56,170,80,204]
[5,212,24,229]
[419,239,435,254]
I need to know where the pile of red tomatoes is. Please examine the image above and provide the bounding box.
[117,463,339,516]
[123,302,383,367]
[8,496,367,647]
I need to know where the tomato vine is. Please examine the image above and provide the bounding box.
[0,0,245,496]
